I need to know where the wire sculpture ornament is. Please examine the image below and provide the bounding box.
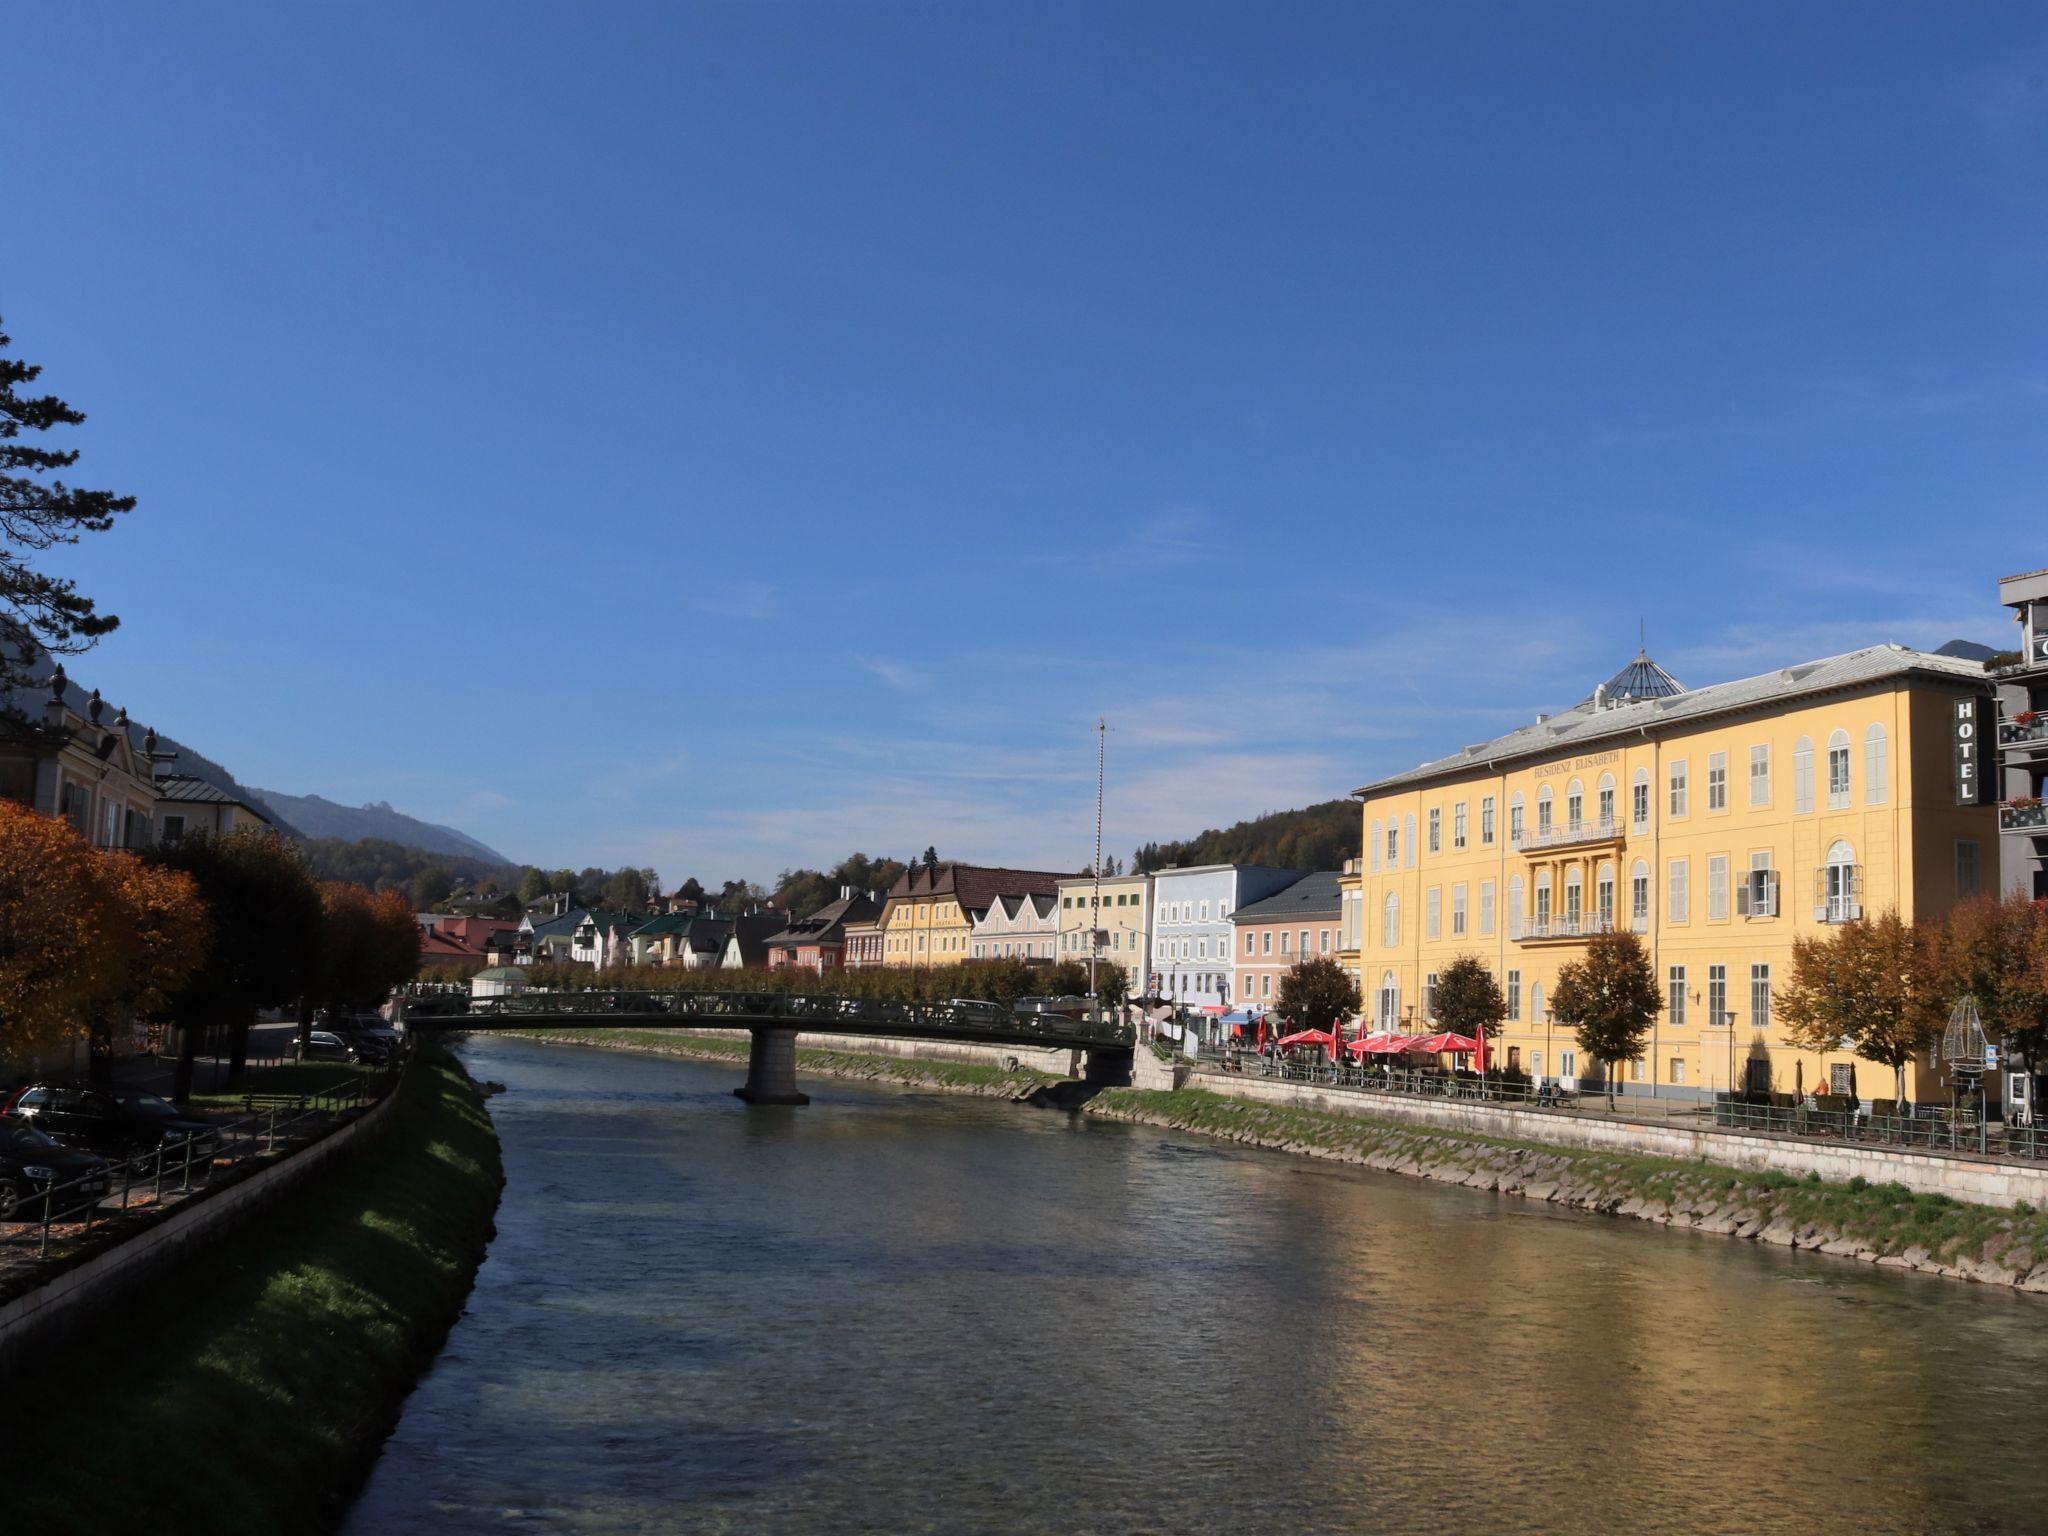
[1942,995,1991,1079]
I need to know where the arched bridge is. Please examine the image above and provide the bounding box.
[391,989,1137,1105]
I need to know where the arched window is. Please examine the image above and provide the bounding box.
[1821,839,1861,923]
[1566,777,1584,831]
[1509,789,1526,844]
[1597,772,1616,830]
[1631,858,1650,931]
[1506,874,1525,940]
[1827,729,1852,809]
[1865,723,1889,806]
[1383,892,1400,949]
[1631,767,1650,832]
[1536,784,1554,835]
[1793,736,1815,814]
[1534,869,1553,927]
[1530,981,1545,1026]
[1403,813,1417,869]
[1379,971,1401,1029]
[1370,818,1383,871]
[1565,867,1584,925]
[1596,861,1616,929]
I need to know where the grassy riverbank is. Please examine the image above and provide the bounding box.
[1087,1086,2048,1291]
[3,1046,504,1535]
[500,1026,1064,1095]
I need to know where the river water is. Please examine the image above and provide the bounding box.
[345,1035,2048,1535]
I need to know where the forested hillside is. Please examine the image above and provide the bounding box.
[1132,799,1358,874]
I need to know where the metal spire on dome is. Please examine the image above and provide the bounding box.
[1583,644,1686,707]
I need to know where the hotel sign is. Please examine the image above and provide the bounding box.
[1532,748,1622,779]
[1954,695,1984,807]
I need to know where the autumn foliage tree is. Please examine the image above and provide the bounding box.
[0,799,125,1060]
[1551,930,1662,1108]
[1779,910,1947,1113]
[297,883,422,1050]
[1939,893,2048,1087]
[0,802,207,1074]
[87,854,210,1083]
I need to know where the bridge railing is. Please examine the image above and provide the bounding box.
[399,988,1134,1048]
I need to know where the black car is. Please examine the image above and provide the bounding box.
[334,1025,401,1064]
[0,1116,112,1220]
[1,1085,218,1163]
[299,1029,366,1064]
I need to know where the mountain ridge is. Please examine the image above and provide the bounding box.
[249,788,514,866]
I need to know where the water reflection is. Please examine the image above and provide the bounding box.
[344,1037,2048,1535]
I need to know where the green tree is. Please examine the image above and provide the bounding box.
[408,863,455,911]
[0,319,137,711]
[1433,954,1507,1064]
[1275,956,1362,1032]
[1779,910,1945,1112]
[1094,964,1130,1013]
[1550,930,1662,1109]
[602,867,650,911]
[922,846,940,875]
[516,866,551,905]
[150,828,324,1094]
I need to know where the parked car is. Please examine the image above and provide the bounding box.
[0,1085,218,1163]
[333,1025,400,1064]
[0,1117,111,1222]
[298,1030,365,1064]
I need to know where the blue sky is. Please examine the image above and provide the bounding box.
[7,3,2047,884]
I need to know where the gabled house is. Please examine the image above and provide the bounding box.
[878,863,1070,966]
[764,888,882,971]
[970,892,1058,960]
[522,906,591,966]
[717,909,790,971]
[570,911,640,969]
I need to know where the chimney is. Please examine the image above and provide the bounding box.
[840,884,853,900]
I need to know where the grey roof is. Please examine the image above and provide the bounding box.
[154,775,260,809]
[1232,871,1345,922]
[1360,644,1989,796]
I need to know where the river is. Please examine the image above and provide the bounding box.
[345,1035,2048,1535]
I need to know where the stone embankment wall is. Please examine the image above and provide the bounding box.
[1190,1071,2048,1209]
[1085,1087,2048,1294]
[0,1078,403,1369]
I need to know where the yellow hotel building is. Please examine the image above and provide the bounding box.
[1354,645,1995,1102]
[879,862,1068,966]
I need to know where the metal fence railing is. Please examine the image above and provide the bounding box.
[1191,1053,2048,1165]
[1,1054,404,1263]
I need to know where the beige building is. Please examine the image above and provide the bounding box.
[0,666,162,849]
[1355,646,1996,1102]
[879,863,1068,966]
[1055,872,1153,992]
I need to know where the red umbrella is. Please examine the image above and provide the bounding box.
[1351,1032,1415,1054]
[1409,1031,1479,1056]
[1275,1028,1339,1061]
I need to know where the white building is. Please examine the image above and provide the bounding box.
[1147,865,1306,1015]
[970,893,1059,960]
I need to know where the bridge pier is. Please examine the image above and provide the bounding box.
[1082,1046,1134,1089]
[734,1026,810,1106]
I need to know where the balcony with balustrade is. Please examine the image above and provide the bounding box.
[1513,913,1617,945]
[1511,815,1625,855]
[2000,800,2048,834]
